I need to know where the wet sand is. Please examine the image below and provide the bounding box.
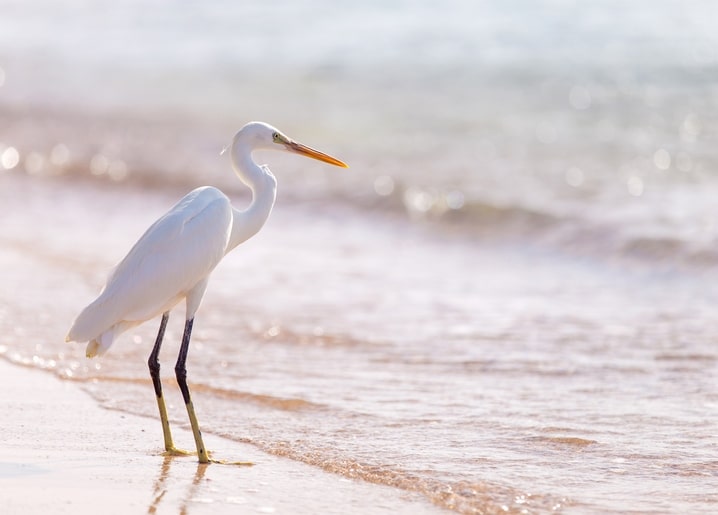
[0,360,445,514]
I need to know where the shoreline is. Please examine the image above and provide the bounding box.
[0,359,445,514]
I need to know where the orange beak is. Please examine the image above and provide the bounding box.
[285,140,348,168]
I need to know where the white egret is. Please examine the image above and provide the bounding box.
[66,121,348,463]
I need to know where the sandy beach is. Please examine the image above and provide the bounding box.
[0,359,447,514]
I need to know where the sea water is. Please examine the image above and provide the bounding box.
[1,1,717,512]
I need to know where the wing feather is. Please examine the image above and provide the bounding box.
[67,187,233,342]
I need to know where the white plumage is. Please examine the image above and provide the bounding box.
[64,121,347,463]
[67,186,233,356]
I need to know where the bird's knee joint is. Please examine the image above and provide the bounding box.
[175,366,187,383]
[148,360,160,374]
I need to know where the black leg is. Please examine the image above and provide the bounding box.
[148,312,170,398]
[174,317,209,463]
[147,312,188,454]
[175,318,194,404]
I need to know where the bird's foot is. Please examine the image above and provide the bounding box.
[200,449,254,466]
[162,446,196,457]
[162,446,252,466]
[207,458,254,466]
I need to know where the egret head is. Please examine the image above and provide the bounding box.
[230,121,348,168]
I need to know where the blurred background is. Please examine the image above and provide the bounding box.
[1,1,717,513]
[1,0,717,261]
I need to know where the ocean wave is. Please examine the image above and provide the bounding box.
[364,186,718,269]
[3,104,716,271]
[191,383,325,411]
[258,444,569,514]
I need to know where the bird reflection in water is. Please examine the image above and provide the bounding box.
[148,456,210,515]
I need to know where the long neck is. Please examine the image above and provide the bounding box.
[227,142,278,252]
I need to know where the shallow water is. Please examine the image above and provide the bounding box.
[1,1,718,513]
[2,174,717,513]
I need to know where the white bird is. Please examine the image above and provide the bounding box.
[66,121,347,463]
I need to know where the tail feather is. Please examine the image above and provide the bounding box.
[66,296,113,346]
[85,339,101,358]
[85,328,115,358]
